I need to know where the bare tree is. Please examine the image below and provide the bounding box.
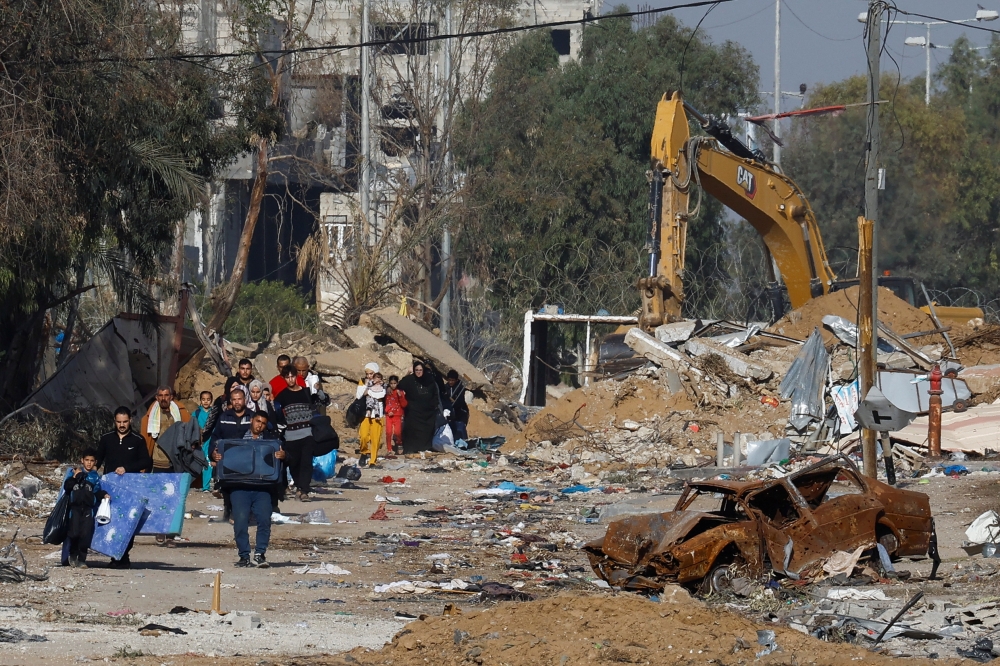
[296,0,518,328]
[205,0,323,335]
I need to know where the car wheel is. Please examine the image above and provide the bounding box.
[706,563,732,594]
[878,529,899,555]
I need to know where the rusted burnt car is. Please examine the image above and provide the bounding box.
[584,455,936,592]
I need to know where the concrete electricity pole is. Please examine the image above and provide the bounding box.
[860,0,882,478]
[440,2,452,342]
[773,0,780,166]
[360,0,372,234]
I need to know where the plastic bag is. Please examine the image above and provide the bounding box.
[312,451,338,482]
[779,328,829,432]
[42,492,71,545]
[299,508,329,524]
[336,464,361,481]
[345,398,366,428]
[431,424,454,452]
[95,497,112,526]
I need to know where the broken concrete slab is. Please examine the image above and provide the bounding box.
[654,321,698,344]
[343,326,377,350]
[625,328,729,395]
[684,338,773,381]
[959,364,1000,395]
[383,346,414,374]
[624,328,688,368]
[312,348,409,383]
[366,307,493,392]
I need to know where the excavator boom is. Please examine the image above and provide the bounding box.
[640,91,836,329]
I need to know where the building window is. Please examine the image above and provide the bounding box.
[551,29,571,56]
[373,23,435,56]
[323,215,351,259]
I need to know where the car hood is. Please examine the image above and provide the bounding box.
[584,510,740,567]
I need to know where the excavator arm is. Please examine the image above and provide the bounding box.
[639,91,837,330]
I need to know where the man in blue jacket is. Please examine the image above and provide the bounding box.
[207,386,254,522]
[211,411,284,568]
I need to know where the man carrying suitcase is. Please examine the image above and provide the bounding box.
[211,411,284,568]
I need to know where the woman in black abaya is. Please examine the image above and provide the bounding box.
[396,360,441,454]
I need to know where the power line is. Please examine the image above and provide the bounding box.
[894,7,1000,36]
[43,0,738,66]
[780,0,856,42]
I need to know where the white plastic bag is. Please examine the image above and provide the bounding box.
[431,424,454,452]
[95,497,111,526]
[966,510,1000,545]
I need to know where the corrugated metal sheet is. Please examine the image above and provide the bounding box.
[893,403,1000,454]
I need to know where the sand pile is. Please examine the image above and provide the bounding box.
[769,286,937,345]
[337,591,963,666]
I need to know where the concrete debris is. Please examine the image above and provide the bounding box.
[654,320,699,344]
[958,364,1000,395]
[624,327,688,368]
[343,325,378,350]
[684,337,773,381]
[365,307,493,393]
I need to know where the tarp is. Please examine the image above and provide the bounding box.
[24,316,200,414]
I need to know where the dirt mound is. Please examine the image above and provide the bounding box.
[769,286,937,346]
[468,403,519,440]
[954,324,1000,366]
[339,591,961,666]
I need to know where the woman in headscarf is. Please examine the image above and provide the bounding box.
[356,362,386,467]
[396,360,441,454]
[246,379,276,427]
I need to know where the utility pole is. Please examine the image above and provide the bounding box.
[923,23,931,106]
[773,0,781,166]
[360,0,371,235]
[439,1,452,342]
[860,0,882,478]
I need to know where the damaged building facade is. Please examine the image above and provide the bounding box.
[174,0,599,325]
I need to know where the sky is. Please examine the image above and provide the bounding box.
[611,0,1000,110]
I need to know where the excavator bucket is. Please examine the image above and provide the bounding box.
[651,91,690,168]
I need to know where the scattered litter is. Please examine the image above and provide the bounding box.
[826,589,889,601]
[370,502,389,521]
[373,579,471,595]
[292,563,352,575]
[0,628,46,643]
[822,547,865,577]
[755,630,779,657]
[299,509,330,524]
[968,511,1000,545]
[958,638,998,662]
[196,568,225,574]
[138,623,187,635]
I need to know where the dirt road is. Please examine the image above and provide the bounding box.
[0,453,997,665]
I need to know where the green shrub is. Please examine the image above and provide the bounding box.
[204,281,318,346]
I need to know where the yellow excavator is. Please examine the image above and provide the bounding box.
[638,91,981,330]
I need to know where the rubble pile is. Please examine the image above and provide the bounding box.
[515,285,1000,474]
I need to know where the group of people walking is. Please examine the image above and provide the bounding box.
[355,359,469,466]
[59,353,470,570]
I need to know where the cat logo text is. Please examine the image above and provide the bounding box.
[736,166,756,199]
